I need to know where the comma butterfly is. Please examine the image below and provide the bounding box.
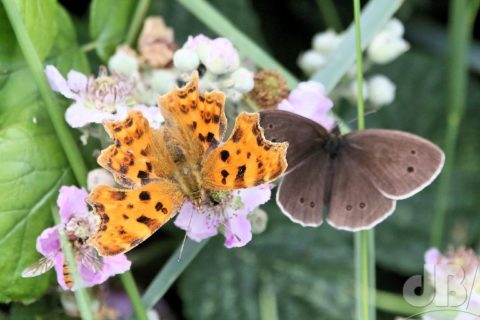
[87,72,288,255]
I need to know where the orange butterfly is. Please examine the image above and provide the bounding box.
[87,72,288,256]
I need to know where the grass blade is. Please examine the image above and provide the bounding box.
[312,0,403,93]
[142,240,208,309]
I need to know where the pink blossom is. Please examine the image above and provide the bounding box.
[182,35,240,75]
[174,184,272,248]
[278,81,335,130]
[35,186,131,290]
[45,65,160,128]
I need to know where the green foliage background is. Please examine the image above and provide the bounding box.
[0,0,478,319]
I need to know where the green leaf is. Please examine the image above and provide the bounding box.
[14,0,58,61]
[89,0,136,60]
[179,201,355,320]
[0,5,87,303]
[369,51,480,274]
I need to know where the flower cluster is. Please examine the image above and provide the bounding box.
[422,247,480,320]
[298,18,408,109]
[23,186,130,290]
[175,184,272,248]
[173,34,254,100]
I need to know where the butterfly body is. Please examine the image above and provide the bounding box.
[260,109,444,230]
[88,73,288,256]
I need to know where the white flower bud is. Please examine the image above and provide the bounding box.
[108,50,139,76]
[367,75,396,107]
[367,19,409,64]
[231,67,254,93]
[312,29,342,54]
[248,208,268,234]
[87,168,116,191]
[348,80,369,101]
[197,38,240,75]
[173,48,200,72]
[151,69,177,94]
[297,50,326,75]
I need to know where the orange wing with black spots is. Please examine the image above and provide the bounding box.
[98,111,173,187]
[202,112,288,190]
[158,71,227,154]
[87,180,185,256]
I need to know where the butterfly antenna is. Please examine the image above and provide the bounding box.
[177,210,195,262]
[346,108,379,126]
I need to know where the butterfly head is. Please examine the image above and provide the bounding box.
[323,134,344,159]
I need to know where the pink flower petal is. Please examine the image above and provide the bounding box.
[224,212,252,248]
[234,184,272,216]
[278,81,335,130]
[45,65,78,100]
[174,202,218,242]
[57,186,89,225]
[78,254,131,288]
[36,226,61,257]
[67,70,88,93]
[131,105,163,129]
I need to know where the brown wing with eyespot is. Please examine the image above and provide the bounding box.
[276,150,330,227]
[158,71,227,158]
[327,152,396,231]
[260,110,328,173]
[98,111,174,187]
[87,180,185,256]
[202,112,288,191]
[344,129,445,200]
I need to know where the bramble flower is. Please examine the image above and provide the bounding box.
[422,247,480,319]
[278,81,335,130]
[297,50,326,75]
[24,186,130,290]
[312,29,343,54]
[174,184,272,248]
[173,34,253,100]
[367,18,409,64]
[108,46,140,76]
[45,65,161,128]
[367,75,396,107]
[138,17,176,68]
[248,70,289,109]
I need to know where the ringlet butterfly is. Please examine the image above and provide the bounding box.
[259,110,445,230]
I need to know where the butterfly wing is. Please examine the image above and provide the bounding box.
[344,129,445,199]
[99,111,173,187]
[277,150,331,226]
[87,180,185,255]
[327,153,396,230]
[259,110,328,172]
[158,71,227,156]
[202,112,288,190]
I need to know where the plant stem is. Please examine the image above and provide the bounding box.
[353,0,375,319]
[125,0,151,46]
[315,0,343,31]
[2,0,88,188]
[430,0,473,247]
[121,272,148,320]
[81,41,97,52]
[259,273,279,320]
[142,240,207,309]
[376,290,424,317]
[52,206,94,320]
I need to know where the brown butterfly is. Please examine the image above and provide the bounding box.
[259,109,445,230]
